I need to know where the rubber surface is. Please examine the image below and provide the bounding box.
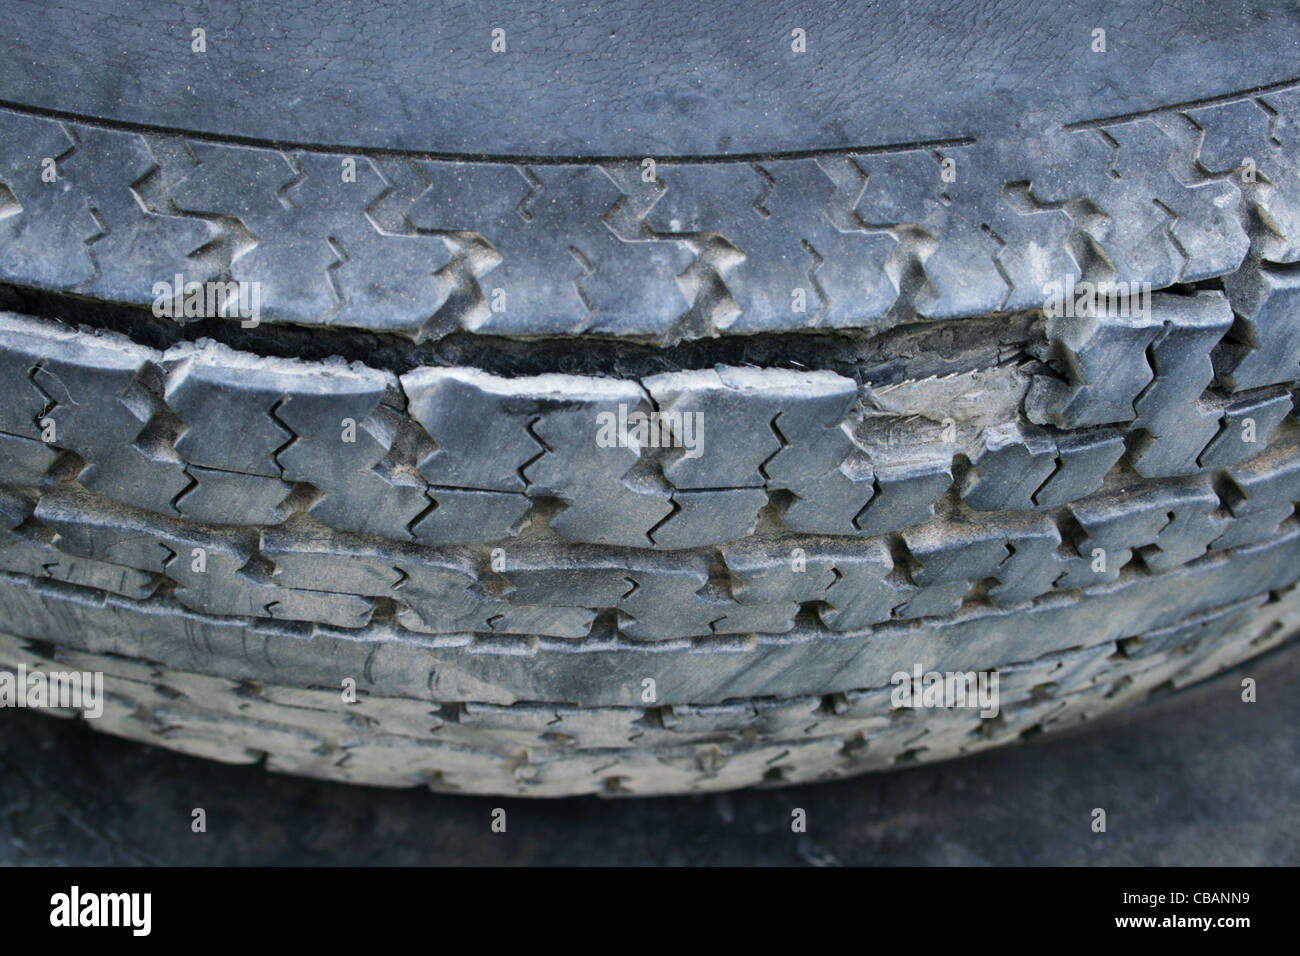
[3,0,1298,156]
[2,83,1299,341]
[2,1,1300,795]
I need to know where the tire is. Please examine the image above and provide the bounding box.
[1,1,1299,795]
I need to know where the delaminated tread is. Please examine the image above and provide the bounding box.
[2,281,1296,554]
[4,74,1300,798]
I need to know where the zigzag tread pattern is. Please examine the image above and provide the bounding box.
[7,81,1300,797]
[1,420,1299,645]
[3,79,1300,342]
[1,570,1296,794]
[1,279,1296,553]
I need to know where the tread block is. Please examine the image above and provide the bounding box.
[1213,447,1300,549]
[706,601,801,636]
[1192,93,1300,264]
[963,422,1126,512]
[720,540,842,605]
[1066,478,1225,580]
[775,456,876,534]
[408,162,687,338]
[61,126,217,303]
[1218,260,1300,391]
[1031,119,1248,289]
[77,443,192,516]
[260,525,487,630]
[1125,292,1235,477]
[757,377,861,487]
[175,465,293,525]
[545,470,674,548]
[403,367,634,496]
[816,539,912,631]
[1196,389,1293,471]
[961,423,1059,511]
[400,366,535,483]
[853,457,953,536]
[1031,429,1126,507]
[0,430,59,485]
[163,344,293,478]
[171,146,456,333]
[986,515,1069,606]
[902,522,1011,588]
[493,550,631,608]
[644,157,904,332]
[400,602,596,639]
[521,376,673,547]
[166,341,398,482]
[997,640,1117,704]
[412,488,531,545]
[644,366,819,489]
[0,318,192,512]
[1026,294,1165,429]
[34,488,180,571]
[272,366,400,485]
[617,554,718,641]
[0,113,97,290]
[0,314,156,454]
[648,488,768,549]
[305,465,430,541]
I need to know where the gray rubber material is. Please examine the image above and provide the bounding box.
[0,80,1298,342]
[2,278,1300,793]
[4,1,1298,158]
[2,570,1297,794]
[3,5,1300,795]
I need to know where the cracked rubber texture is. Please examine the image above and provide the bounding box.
[3,5,1300,794]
